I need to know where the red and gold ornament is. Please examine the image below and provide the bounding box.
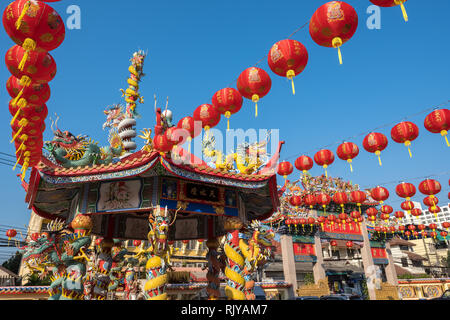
[363,132,388,166]
[336,141,359,172]
[267,39,308,95]
[309,1,358,65]
[314,149,334,177]
[391,121,419,158]
[211,88,242,131]
[236,67,271,117]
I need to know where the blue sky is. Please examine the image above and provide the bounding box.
[0,0,449,261]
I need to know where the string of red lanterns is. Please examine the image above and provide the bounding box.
[3,0,65,180]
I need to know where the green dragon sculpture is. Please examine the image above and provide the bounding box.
[44,117,123,168]
[21,215,93,300]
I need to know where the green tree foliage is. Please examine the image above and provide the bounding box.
[1,251,22,275]
[23,272,52,286]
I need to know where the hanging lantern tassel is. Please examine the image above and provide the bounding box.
[252,94,259,118]
[395,0,408,22]
[441,130,449,147]
[11,119,29,143]
[18,38,37,71]
[225,111,231,131]
[347,159,353,172]
[187,137,192,153]
[375,151,382,166]
[11,76,32,107]
[10,98,28,125]
[323,164,328,177]
[286,70,296,95]
[404,140,412,158]
[332,37,343,65]
[15,1,31,30]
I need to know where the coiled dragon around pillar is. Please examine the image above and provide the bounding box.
[223,217,274,300]
[134,205,177,300]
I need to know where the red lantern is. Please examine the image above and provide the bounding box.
[316,193,331,212]
[380,214,389,222]
[363,132,388,166]
[295,155,314,177]
[394,211,405,220]
[5,45,56,82]
[429,206,441,215]
[236,67,272,117]
[399,225,405,233]
[267,39,308,95]
[6,229,17,240]
[366,207,378,218]
[420,231,428,238]
[94,238,103,246]
[370,0,408,22]
[418,179,441,197]
[153,134,172,154]
[336,142,359,172]
[303,194,317,209]
[407,225,416,232]
[371,186,389,204]
[430,231,438,239]
[314,149,334,177]
[168,240,175,245]
[307,217,315,227]
[381,205,393,215]
[390,226,396,233]
[391,121,419,158]
[440,231,448,239]
[417,224,426,231]
[330,240,338,247]
[333,191,348,213]
[3,0,65,64]
[277,161,294,181]
[177,116,199,140]
[346,241,353,249]
[423,196,438,208]
[317,216,326,230]
[211,88,242,130]
[6,76,51,108]
[442,222,450,231]
[404,230,411,238]
[193,104,221,132]
[165,126,185,146]
[375,226,381,233]
[11,117,45,143]
[309,1,358,64]
[327,214,337,225]
[133,240,141,247]
[400,200,414,213]
[349,190,366,213]
[182,239,189,244]
[411,208,422,218]
[9,100,47,127]
[289,195,303,208]
[424,109,450,147]
[395,182,416,200]
[350,210,361,222]
[429,223,437,231]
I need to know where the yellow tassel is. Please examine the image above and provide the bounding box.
[337,46,343,65]
[323,165,328,178]
[11,127,24,143]
[15,1,31,30]
[225,111,231,131]
[442,130,449,147]
[347,159,353,172]
[286,70,296,95]
[252,94,259,118]
[375,151,382,166]
[332,37,343,65]
[398,2,408,22]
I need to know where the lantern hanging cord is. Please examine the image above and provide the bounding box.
[284,99,450,161]
[359,170,450,190]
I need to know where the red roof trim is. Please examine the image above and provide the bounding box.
[32,205,65,222]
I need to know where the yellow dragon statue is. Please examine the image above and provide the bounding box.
[202,136,268,175]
